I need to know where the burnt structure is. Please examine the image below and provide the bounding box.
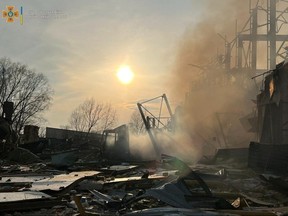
[23,125,39,144]
[102,124,130,161]
[249,61,288,173]
[0,101,17,152]
[185,1,288,154]
[257,62,288,144]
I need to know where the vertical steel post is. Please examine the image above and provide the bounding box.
[137,103,160,158]
[163,94,173,118]
[269,0,277,69]
[252,8,258,70]
[237,39,243,69]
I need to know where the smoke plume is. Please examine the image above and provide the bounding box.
[167,0,257,157]
[128,1,262,161]
[170,0,249,96]
[129,131,203,162]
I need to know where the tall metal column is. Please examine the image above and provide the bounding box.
[237,39,243,69]
[252,8,258,70]
[225,42,231,70]
[269,0,277,69]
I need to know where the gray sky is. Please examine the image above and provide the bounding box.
[1,0,211,127]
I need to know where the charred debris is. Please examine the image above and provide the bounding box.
[0,88,288,216]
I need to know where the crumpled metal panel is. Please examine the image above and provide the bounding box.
[0,191,50,202]
[134,156,233,210]
[139,180,233,209]
[0,175,51,183]
[31,171,100,191]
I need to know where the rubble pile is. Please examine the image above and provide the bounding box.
[0,154,288,216]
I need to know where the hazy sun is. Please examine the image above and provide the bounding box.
[117,65,134,84]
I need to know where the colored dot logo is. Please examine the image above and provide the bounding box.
[2,6,19,23]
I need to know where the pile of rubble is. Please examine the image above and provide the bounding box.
[0,154,288,216]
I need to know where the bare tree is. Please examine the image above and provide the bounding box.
[129,110,146,135]
[100,103,117,131]
[70,107,86,132]
[0,58,53,134]
[69,98,117,134]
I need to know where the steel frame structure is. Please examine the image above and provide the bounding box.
[232,0,288,72]
[137,94,173,157]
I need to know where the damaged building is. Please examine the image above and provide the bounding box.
[249,61,288,173]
